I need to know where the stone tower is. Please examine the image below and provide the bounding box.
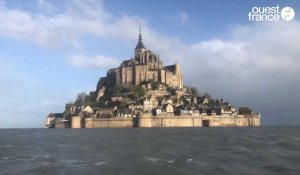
[135,24,147,60]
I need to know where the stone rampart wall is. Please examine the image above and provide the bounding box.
[55,121,71,128]
[71,114,260,128]
[85,118,135,128]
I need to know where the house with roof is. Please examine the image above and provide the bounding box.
[44,113,63,128]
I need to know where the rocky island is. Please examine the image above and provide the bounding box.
[45,28,260,128]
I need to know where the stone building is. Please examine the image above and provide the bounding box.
[96,28,183,99]
[44,113,63,128]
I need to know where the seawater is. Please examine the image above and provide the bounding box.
[0,127,300,175]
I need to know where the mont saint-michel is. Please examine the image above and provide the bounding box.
[45,28,260,128]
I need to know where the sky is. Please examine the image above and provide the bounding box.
[0,0,299,128]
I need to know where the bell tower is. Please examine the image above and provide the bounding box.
[135,23,146,63]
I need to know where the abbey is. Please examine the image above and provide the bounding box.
[96,28,183,98]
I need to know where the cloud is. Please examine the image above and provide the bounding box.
[36,0,59,15]
[68,54,120,69]
[0,0,141,49]
[178,11,189,23]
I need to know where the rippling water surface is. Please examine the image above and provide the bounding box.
[1,127,300,175]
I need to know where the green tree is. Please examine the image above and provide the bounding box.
[120,87,129,93]
[129,86,146,97]
[208,99,215,107]
[74,92,87,106]
[190,87,199,96]
[166,86,176,95]
[83,94,96,106]
[151,81,159,90]
[110,86,123,95]
[239,107,252,114]
[204,93,211,100]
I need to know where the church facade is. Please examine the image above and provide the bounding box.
[97,29,183,97]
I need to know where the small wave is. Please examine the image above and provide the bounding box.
[0,144,13,148]
[144,156,175,164]
[144,156,160,162]
[236,145,251,152]
[17,158,35,162]
[167,160,175,164]
[38,162,54,166]
[261,165,294,172]
[275,141,298,150]
[34,155,50,159]
[95,161,108,166]
[61,159,83,164]
[186,158,193,162]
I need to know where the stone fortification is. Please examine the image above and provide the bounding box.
[69,113,260,128]
[46,26,261,129]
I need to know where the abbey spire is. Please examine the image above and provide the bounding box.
[135,23,146,50]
